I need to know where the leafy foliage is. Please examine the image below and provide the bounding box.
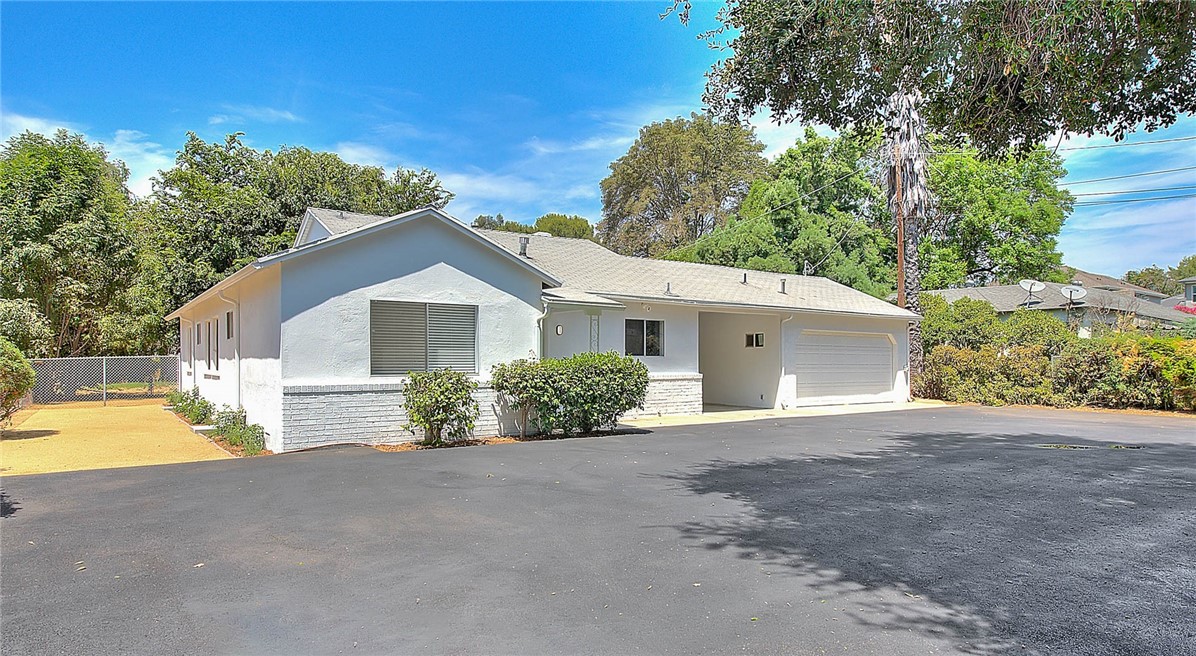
[0,338,36,427]
[1181,318,1196,339]
[210,405,266,455]
[682,0,1196,152]
[598,113,766,256]
[472,212,595,240]
[0,299,53,358]
[168,386,214,425]
[0,130,159,355]
[921,143,1073,287]
[492,352,649,435]
[1124,255,1196,296]
[401,369,479,446]
[665,128,894,297]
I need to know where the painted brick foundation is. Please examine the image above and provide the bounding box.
[280,373,703,451]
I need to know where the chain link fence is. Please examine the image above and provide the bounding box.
[28,355,180,405]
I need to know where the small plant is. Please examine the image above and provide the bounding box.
[0,338,36,428]
[222,422,266,455]
[492,358,552,438]
[171,387,214,425]
[402,369,479,446]
[212,405,247,436]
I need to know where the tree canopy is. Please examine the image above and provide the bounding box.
[472,212,595,239]
[597,112,766,256]
[682,0,1196,152]
[1124,255,1196,296]
[0,130,454,356]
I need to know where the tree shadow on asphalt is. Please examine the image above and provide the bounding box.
[666,432,1196,655]
[0,489,19,518]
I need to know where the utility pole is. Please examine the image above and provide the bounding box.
[894,142,906,308]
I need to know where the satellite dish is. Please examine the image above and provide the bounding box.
[1060,285,1088,303]
[1019,279,1046,293]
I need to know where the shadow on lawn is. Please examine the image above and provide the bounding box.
[0,428,59,440]
[666,431,1196,655]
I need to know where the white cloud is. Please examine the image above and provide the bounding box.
[1059,198,1196,275]
[332,141,395,169]
[748,111,838,159]
[0,112,78,142]
[208,104,301,126]
[525,134,634,156]
[107,130,174,197]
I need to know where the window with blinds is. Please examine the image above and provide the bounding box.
[370,300,478,375]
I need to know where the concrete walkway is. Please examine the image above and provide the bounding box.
[0,400,230,476]
[623,399,947,429]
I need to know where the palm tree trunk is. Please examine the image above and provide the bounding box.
[886,88,930,377]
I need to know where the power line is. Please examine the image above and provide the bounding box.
[1062,165,1196,186]
[1074,192,1196,207]
[745,168,863,221]
[1072,184,1196,197]
[1057,135,1196,151]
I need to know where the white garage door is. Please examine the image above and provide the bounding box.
[795,331,894,400]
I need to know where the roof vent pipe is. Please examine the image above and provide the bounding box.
[665,282,673,295]
[518,236,529,257]
[742,272,748,284]
[779,279,787,294]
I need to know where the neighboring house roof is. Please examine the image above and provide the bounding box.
[1179,275,1196,284]
[1162,295,1187,307]
[303,208,916,320]
[927,282,1192,325]
[1061,266,1168,298]
[304,208,393,236]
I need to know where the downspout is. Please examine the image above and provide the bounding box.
[217,290,242,408]
[535,301,550,359]
[780,314,795,409]
[180,317,194,391]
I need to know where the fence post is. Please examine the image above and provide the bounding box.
[102,356,108,406]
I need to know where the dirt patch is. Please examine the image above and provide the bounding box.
[1,402,230,476]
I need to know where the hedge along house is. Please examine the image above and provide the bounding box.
[167,207,918,452]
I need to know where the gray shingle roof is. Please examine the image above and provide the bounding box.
[307,208,396,235]
[929,283,1192,325]
[298,208,916,319]
[476,230,915,319]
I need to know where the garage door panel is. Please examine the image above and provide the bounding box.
[795,332,894,399]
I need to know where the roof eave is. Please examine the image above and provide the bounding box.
[596,293,921,321]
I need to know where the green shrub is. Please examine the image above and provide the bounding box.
[1003,307,1075,355]
[917,344,1053,407]
[402,369,479,446]
[0,338,36,427]
[557,351,649,433]
[222,422,266,454]
[491,358,553,438]
[492,352,649,436]
[1180,318,1196,340]
[212,405,247,436]
[172,387,214,425]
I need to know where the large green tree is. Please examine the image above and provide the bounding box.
[0,130,157,355]
[667,128,894,297]
[146,133,454,309]
[532,213,594,239]
[921,142,1073,289]
[598,112,766,256]
[675,0,1196,372]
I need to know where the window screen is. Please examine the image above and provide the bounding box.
[625,319,662,356]
[371,301,477,375]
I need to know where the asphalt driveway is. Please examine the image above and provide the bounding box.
[2,406,1194,655]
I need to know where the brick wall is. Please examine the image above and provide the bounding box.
[280,373,703,451]
[625,373,703,419]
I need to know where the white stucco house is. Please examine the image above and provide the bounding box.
[166,207,918,452]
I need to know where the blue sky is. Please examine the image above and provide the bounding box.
[2,2,1193,278]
